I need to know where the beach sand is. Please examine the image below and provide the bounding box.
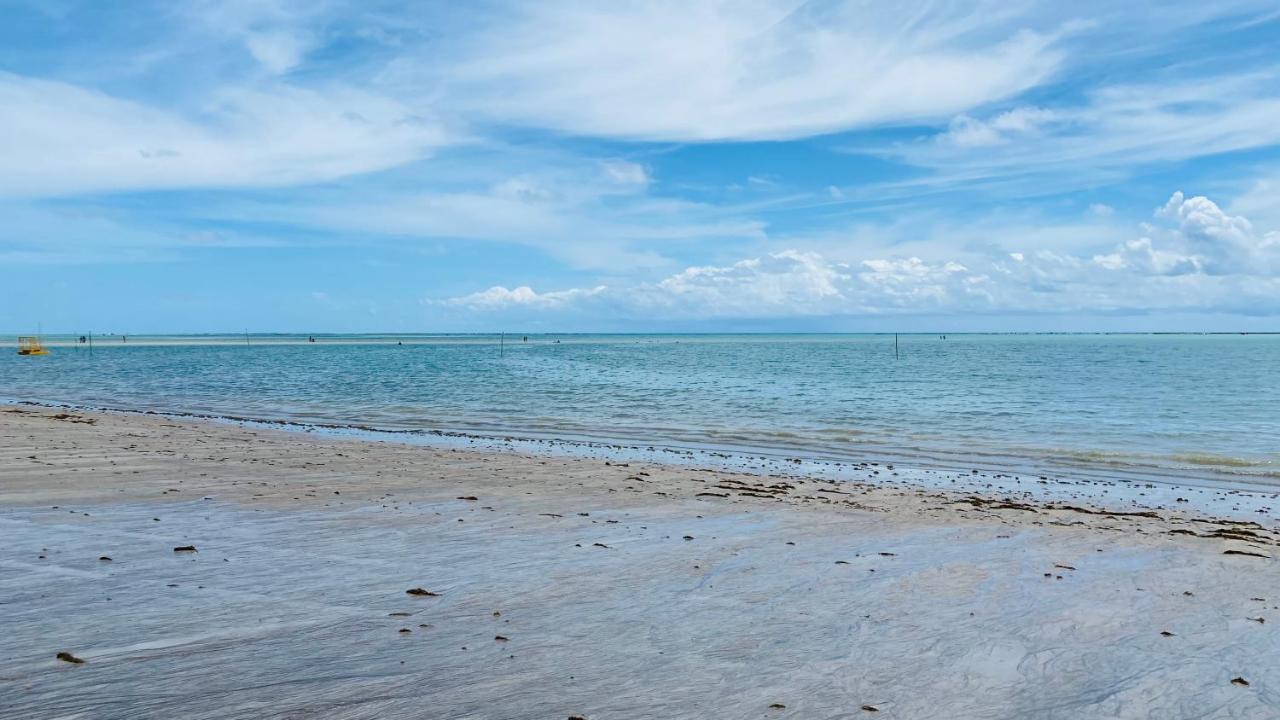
[2,405,1278,719]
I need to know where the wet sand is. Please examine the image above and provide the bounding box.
[2,405,1278,719]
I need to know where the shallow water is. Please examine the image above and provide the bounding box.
[3,333,1278,485]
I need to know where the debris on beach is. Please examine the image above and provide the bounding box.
[406,588,441,596]
[56,652,85,664]
[861,704,880,712]
[98,556,112,561]
[1160,631,1175,637]
[494,635,509,642]
[1232,677,1250,687]
[769,703,786,709]
[1223,549,1270,559]
[173,545,197,552]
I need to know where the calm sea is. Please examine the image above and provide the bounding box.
[3,333,1278,486]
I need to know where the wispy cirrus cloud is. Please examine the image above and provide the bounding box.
[182,0,324,75]
[0,72,449,197]
[197,154,764,270]
[873,70,1280,193]
[410,0,1070,142]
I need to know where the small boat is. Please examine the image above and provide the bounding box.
[17,336,50,356]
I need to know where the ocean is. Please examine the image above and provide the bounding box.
[3,333,1278,487]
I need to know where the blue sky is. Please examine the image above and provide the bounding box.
[3,0,1280,333]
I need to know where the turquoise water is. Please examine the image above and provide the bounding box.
[3,333,1279,485]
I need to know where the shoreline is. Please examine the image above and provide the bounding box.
[6,397,1280,521]
[6,332,1277,493]
[3,405,1279,718]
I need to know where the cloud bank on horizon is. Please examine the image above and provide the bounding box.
[2,0,1279,332]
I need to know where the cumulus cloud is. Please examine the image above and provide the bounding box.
[440,191,1280,318]
[440,251,997,318]
[1091,192,1279,276]
[442,285,608,310]
[645,251,849,315]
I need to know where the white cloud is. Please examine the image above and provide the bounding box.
[186,0,321,74]
[1229,176,1280,227]
[1148,191,1278,274]
[1085,191,1280,278]
[244,30,315,74]
[442,285,607,310]
[890,71,1280,189]
[0,199,288,264]
[211,158,764,269]
[1092,237,1202,275]
[601,160,650,188]
[938,107,1058,148]
[647,250,848,315]
[418,0,1067,141]
[0,72,449,196]
[439,190,1280,318]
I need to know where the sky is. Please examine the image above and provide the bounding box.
[2,0,1280,333]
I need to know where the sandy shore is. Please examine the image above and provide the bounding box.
[2,405,1278,719]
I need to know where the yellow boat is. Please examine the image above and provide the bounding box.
[17,336,50,356]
